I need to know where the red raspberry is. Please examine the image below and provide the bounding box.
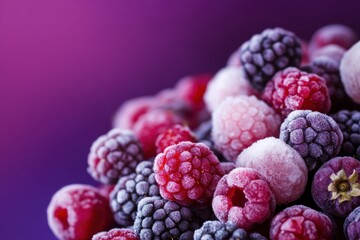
[175,74,212,111]
[92,228,139,240]
[212,167,276,231]
[133,109,184,158]
[155,124,197,153]
[154,141,224,206]
[47,184,113,240]
[112,97,157,130]
[99,185,115,200]
[270,205,333,240]
[87,129,144,184]
[262,67,330,118]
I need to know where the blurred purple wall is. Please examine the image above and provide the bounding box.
[1,0,359,239]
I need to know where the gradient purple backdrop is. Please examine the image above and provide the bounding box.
[1,0,360,239]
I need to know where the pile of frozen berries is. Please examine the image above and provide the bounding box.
[48,24,360,240]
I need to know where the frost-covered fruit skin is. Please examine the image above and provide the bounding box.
[332,110,360,160]
[212,95,281,162]
[344,206,360,240]
[204,67,258,112]
[155,124,197,154]
[88,129,144,184]
[340,41,360,104]
[240,27,302,91]
[134,196,201,240]
[133,109,184,158]
[194,221,267,240]
[280,110,343,171]
[227,47,242,67]
[309,24,358,52]
[175,74,212,111]
[212,167,276,231]
[310,44,346,63]
[262,67,331,118]
[112,97,157,130]
[154,141,224,206]
[110,160,160,226]
[270,205,333,240]
[47,184,113,240]
[236,137,308,204]
[311,157,360,217]
[92,228,139,240]
[302,56,347,110]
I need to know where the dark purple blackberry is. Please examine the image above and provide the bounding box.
[110,160,159,226]
[332,110,360,160]
[280,110,343,171]
[302,56,347,111]
[134,196,201,240]
[87,129,144,184]
[240,27,302,91]
[194,221,266,240]
[344,206,360,240]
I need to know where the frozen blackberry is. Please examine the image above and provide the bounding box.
[344,206,360,240]
[280,110,343,171]
[134,196,201,240]
[110,160,160,226]
[240,27,302,91]
[88,129,144,184]
[332,110,360,160]
[193,221,266,240]
[302,56,347,111]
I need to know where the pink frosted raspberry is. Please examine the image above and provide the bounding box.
[112,97,157,130]
[309,24,358,52]
[212,95,281,162]
[236,137,308,204]
[92,228,139,240]
[212,167,276,230]
[310,44,346,63]
[133,109,184,158]
[154,141,224,206]
[204,67,258,112]
[47,184,114,240]
[270,205,333,240]
[340,41,360,104]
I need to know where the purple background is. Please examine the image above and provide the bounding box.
[1,1,360,239]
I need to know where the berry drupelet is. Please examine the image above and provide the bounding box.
[240,27,302,91]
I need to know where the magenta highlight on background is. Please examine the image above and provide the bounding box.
[1,0,360,239]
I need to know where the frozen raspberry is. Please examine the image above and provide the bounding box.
[212,167,276,230]
[155,124,197,154]
[194,220,267,240]
[310,44,346,63]
[309,24,358,52]
[280,110,343,171]
[134,196,201,240]
[92,228,139,240]
[262,67,331,118]
[112,97,157,130]
[332,110,360,160]
[175,74,212,111]
[204,67,258,112]
[110,160,160,226]
[240,27,302,90]
[88,129,143,184]
[236,137,308,204]
[47,184,113,240]
[303,56,347,110]
[270,205,333,240]
[344,206,360,240]
[340,41,360,104]
[99,185,115,200]
[212,95,281,161]
[154,141,224,206]
[133,109,184,158]
[311,156,360,217]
